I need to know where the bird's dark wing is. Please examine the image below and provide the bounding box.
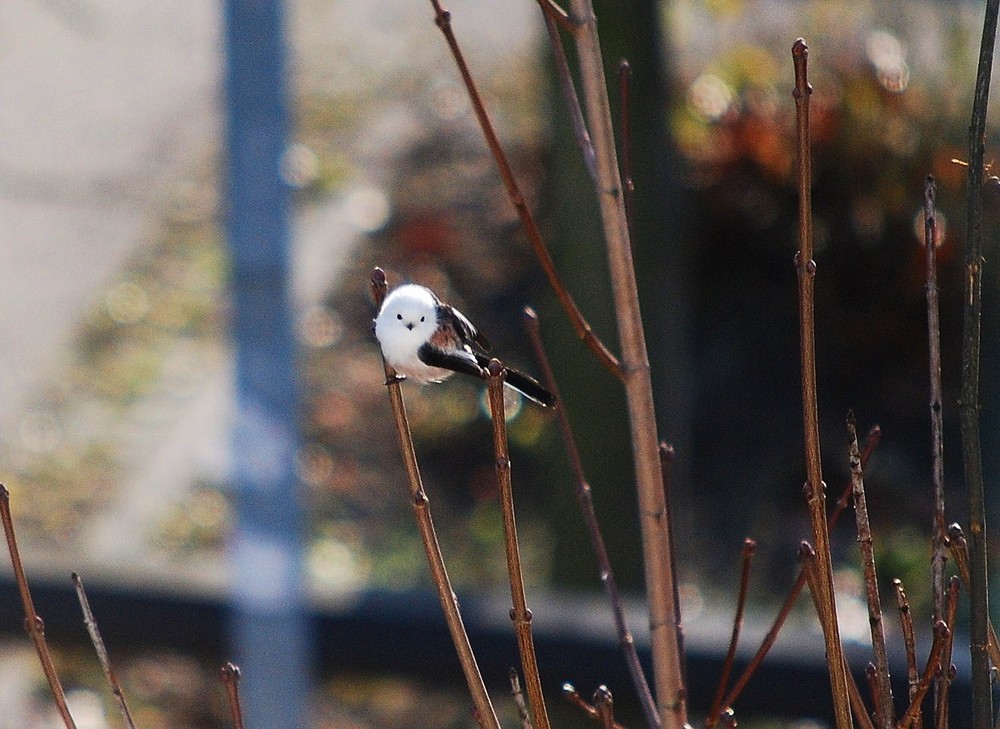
[439,303,490,352]
[473,354,555,407]
[418,342,485,378]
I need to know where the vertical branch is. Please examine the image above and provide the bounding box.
[562,684,628,729]
[220,663,246,729]
[371,269,501,729]
[847,415,893,729]
[72,573,137,729]
[923,175,949,722]
[898,622,951,729]
[706,539,756,728]
[510,669,535,729]
[935,578,961,729]
[0,486,77,729]
[428,0,621,378]
[791,39,853,729]
[946,525,1000,669]
[618,59,635,236]
[486,361,551,729]
[524,308,661,729]
[894,580,923,729]
[567,1,687,725]
[923,177,947,626]
[962,2,1000,727]
[801,543,875,729]
[538,2,596,182]
[722,427,881,713]
[594,686,616,729]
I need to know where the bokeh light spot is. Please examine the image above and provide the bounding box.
[687,73,734,122]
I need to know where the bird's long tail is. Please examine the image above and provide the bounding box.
[473,354,555,407]
[501,367,556,408]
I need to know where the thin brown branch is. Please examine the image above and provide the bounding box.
[524,308,661,728]
[961,2,1000,727]
[923,176,948,624]
[486,361,550,729]
[792,38,853,729]
[510,669,535,729]
[0,485,78,729]
[946,524,1000,669]
[567,1,687,724]
[535,0,580,33]
[619,59,635,238]
[923,175,949,724]
[428,0,621,379]
[538,4,595,181]
[562,683,629,729]
[220,662,245,729]
[371,268,501,729]
[800,542,874,729]
[72,573,137,729]
[848,415,893,729]
[935,577,960,729]
[594,685,616,729]
[846,664,877,729]
[835,426,883,516]
[658,441,687,709]
[723,426,881,712]
[898,622,950,729]
[865,665,884,727]
[706,539,756,728]
[893,580,922,729]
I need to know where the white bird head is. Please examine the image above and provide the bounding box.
[374,284,440,356]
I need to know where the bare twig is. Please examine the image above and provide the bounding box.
[72,573,137,729]
[706,539,756,728]
[945,524,1000,669]
[594,685,616,729]
[847,669,877,729]
[524,308,660,728]
[0,485,77,729]
[893,580,922,729]
[486,361,550,729]
[567,1,687,724]
[619,59,635,236]
[562,683,628,729]
[535,0,579,33]
[658,441,687,707]
[220,662,245,729]
[792,39,852,729]
[847,415,893,729]
[428,0,621,379]
[923,176,947,623]
[922,175,949,722]
[865,665,882,726]
[961,1,1000,726]
[935,577,961,729]
[371,269,501,729]
[898,622,951,729]
[510,669,535,729]
[538,4,595,181]
[722,426,881,713]
[800,542,874,729]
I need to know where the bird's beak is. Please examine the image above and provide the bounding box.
[405,323,414,330]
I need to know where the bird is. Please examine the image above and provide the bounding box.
[374,283,555,407]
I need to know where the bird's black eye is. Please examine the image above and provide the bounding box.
[420,316,425,322]
[396,313,402,320]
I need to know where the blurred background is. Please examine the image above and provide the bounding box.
[0,0,997,726]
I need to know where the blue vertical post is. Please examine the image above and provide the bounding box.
[223,2,310,728]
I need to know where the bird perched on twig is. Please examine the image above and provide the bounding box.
[374,283,555,407]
